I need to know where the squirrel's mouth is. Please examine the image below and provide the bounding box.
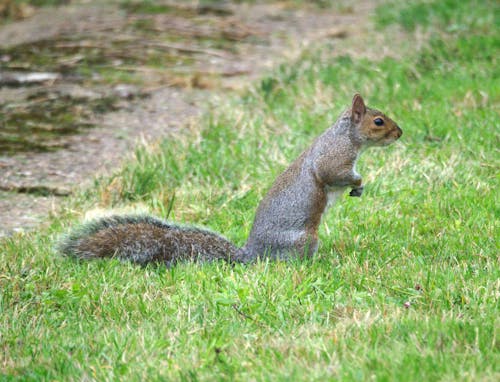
[376,127,402,146]
[395,126,403,138]
[385,126,403,139]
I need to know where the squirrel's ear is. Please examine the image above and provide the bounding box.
[351,94,366,124]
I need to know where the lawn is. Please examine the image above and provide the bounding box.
[1,0,499,380]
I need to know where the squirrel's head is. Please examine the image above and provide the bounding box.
[351,94,402,146]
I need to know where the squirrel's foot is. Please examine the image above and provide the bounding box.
[349,186,364,197]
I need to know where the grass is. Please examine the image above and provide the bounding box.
[1,0,499,380]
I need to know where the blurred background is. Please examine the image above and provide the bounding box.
[0,0,358,235]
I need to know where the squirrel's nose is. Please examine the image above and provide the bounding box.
[396,125,403,138]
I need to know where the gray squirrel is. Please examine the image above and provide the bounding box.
[59,94,402,266]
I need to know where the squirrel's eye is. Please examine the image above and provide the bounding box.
[374,118,384,126]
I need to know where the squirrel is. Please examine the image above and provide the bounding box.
[59,94,402,266]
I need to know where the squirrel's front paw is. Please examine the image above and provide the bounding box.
[349,186,364,197]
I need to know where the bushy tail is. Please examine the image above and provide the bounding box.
[58,215,240,266]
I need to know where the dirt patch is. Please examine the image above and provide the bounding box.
[0,0,381,237]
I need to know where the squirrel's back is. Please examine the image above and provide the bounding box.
[59,215,239,266]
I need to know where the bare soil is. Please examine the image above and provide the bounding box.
[0,0,380,236]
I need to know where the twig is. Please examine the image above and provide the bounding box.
[143,41,231,59]
[0,72,60,86]
[172,67,251,77]
[97,65,166,73]
[232,304,264,327]
[54,42,110,50]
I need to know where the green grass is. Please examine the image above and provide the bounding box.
[375,0,496,32]
[1,0,499,380]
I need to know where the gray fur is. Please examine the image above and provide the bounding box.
[59,215,240,266]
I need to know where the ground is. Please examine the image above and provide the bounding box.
[1,1,498,379]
